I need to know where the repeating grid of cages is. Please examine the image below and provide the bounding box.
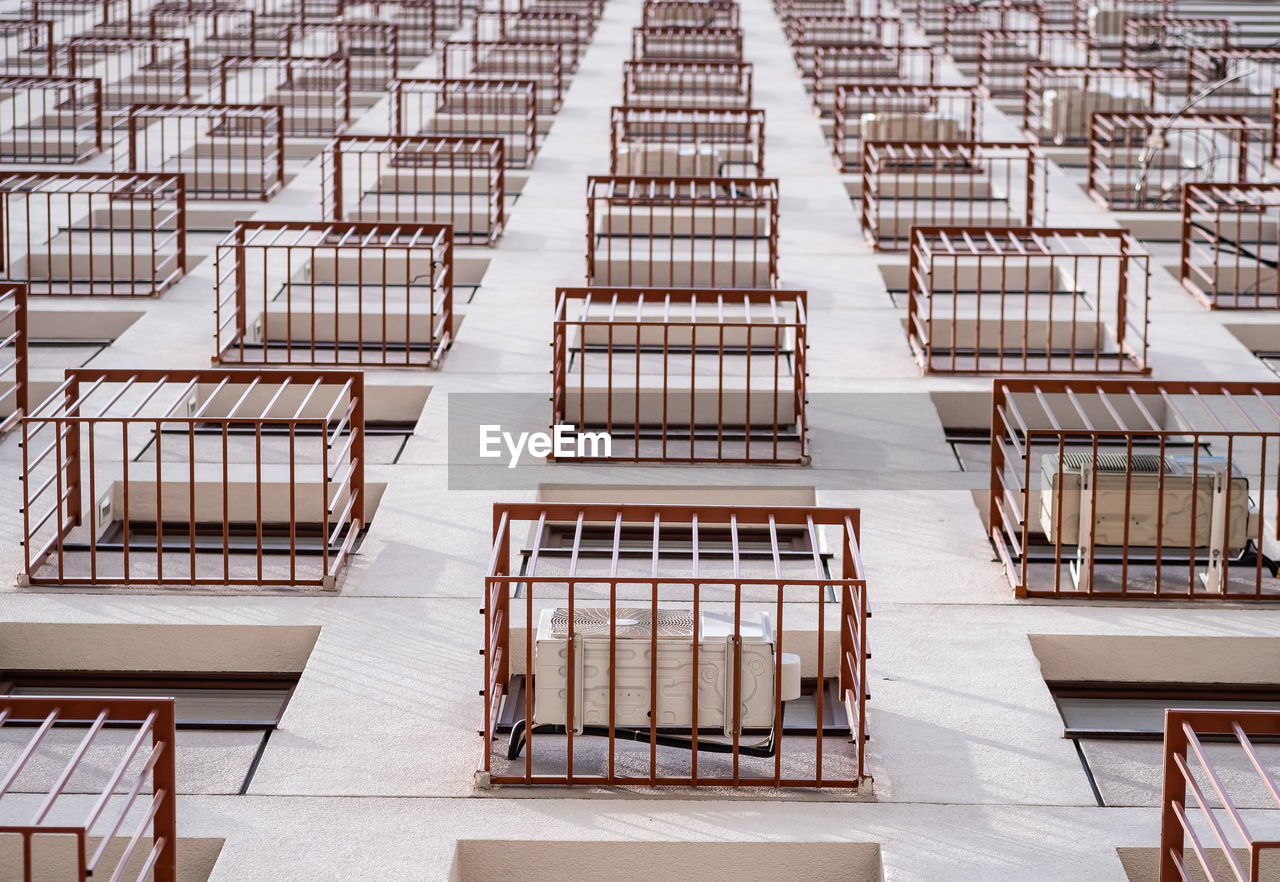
[1158,710,1280,882]
[974,29,1097,100]
[642,0,739,28]
[333,0,437,58]
[906,227,1150,375]
[0,282,26,433]
[860,142,1048,251]
[63,36,192,108]
[0,696,178,882]
[15,0,130,40]
[390,78,538,168]
[18,368,366,587]
[481,502,870,788]
[809,46,940,118]
[0,171,186,296]
[112,103,285,201]
[1274,88,1279,169]
[785,16,903,78]
[471,11,588,68]
[610,105,766,177]
[832,83,984,173]
[0,76,103,164]
[322,134,504,244]
[280,21,400,93]
[586,175,780,289]
[1186,49,1280,123]
[989,378,1280,599]
[1118,18,1237,86]
[1180,183,1280,310]
[144,2,258,68]
[1084,0,1171,48]
[214,220,454,368]
[621,60,754,108]
[551,287,808,464]
[1022,64,1162,146]
[631,26,745,63]
[442,40,564,114]
[215,55,351,138]
[940,1,1044,63]
[1087,112,1269,212]
[0,20,56,75]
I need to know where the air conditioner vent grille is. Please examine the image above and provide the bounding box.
[547,607,696,638]
[1061,452,1170,474]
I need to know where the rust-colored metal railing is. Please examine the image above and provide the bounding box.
[472,11,588,69]
[610,105,765,177]
[832,82,983,173]
[941,1,1043,62]
[1087,112,1267,212]
[785,16,903,76]
[861,142,1047,250]
[1119,17,1236,84]
[810,45,938,117]
[975,28,1096,99]
[1159,709,1280,882]
[19,368,365,587]
[0,20,56,76]
[481,502,870,788]
[643,0,739,28]
[908,227,1149,374]
[390,78,538,168]
[989,378,1280,598]
[622,60,753,109]
[1181,183,1280,310]
[442,40,564,114]
[215,55,351,138]
[114,103,285,201]
[64,36,192,108]
[631,25,744,63]
[0,696,178,882]
[1083,0,1170,48]
[333,0,437,57]
[0,170,186,296]
[0,282,27,434]
[1186,49,1280,123]
[1022,64,1161,146]
[214,220,453,367]
[281,21,400,92]
[551,286,808,463]
[0,76,103,164]
[586,175,780,289]
[145,2,257,69]
[322,134,504,243]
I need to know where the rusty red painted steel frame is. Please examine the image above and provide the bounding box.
[0,20,56,76]
[810,46,939,117]
[586,175,780,289]
[1186,49,1280,123]
[471,11,587,68]
[145,1,257,65]
[115,103,285,202]
[1022,64,1162,146]
[0,76,103,164]
[20,0,130,31]
[975,29,1097,99]
[1080,0,1171,48]
[1118,17,1237,81]
[215,55,351,138]
[610,105,766,177]
[1087,112,1268,212]
[551,286,808,463]
[442,40,564,114]
[281,21,400,92]
[0,282,27,434]
[481,502,869,787]
[0,696,178,882]
[907,226,1150,374]
[19,367,365,587]
[0,170,187,296]
[832,82,984,173]
[642,0,739,28]
[941,1,1044,61]
[64,36,193,107]
[390,78,539,168]
[214,219,453,367]
[1274,89,1279,169]
[989,378,1280,599]
[332,0,437,57]
[322,134,504,244]
[631,25,744,63]
[1159,709,1280,882]
[860,141,1046,250]
[786,16,904,77]
[1180,183,1280,310]
[622,60,754,109]
[776,0,899,18]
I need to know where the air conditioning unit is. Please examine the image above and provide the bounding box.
[533,606,802,735]
[1039,452,1251,548]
